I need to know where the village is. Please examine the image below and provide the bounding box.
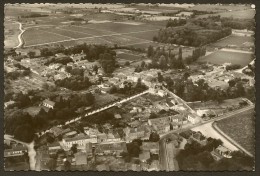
[4,3,255,172]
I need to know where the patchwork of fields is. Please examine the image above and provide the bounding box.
[198,50,254,67]
[22,23,160,47]
[216,108,255,154]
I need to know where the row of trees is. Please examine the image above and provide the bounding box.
[55,75,92,91]
[154,26,232,47]
[166,18,187,28]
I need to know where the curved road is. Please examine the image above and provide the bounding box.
[13,22,25,49]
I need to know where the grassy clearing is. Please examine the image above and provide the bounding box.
[216,108,255,154]
[198,50,253,67]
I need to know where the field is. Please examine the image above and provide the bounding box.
[198,50,253,67]
[4,22,20,48]
[216,108,255,154]
[209,35,254,48]
[196,9,255,19]
[190,4,251,12]
[22,22,160,47]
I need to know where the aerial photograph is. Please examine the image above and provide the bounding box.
[4,3,255,171]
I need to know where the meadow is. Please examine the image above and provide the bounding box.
[198,50,253,67]
[216,108,255,154]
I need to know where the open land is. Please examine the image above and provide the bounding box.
[216,108,255,154]
[198,50,254,67]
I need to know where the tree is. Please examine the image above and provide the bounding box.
[14,124,35,143]
[149,132,160,142]
[125,61,130,66]
[28,51,36,58]
[70,144,78,154]
[157,72,164,82]
[64,160,71,171]
[141,61,146,68]
[47,158,57,170]
[147,45,154,57]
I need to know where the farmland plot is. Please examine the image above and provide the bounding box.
[198,50,253,67]
[23,28,70,46]
[210,35,254,48]
[216,108,255,154]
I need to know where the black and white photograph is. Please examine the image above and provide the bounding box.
[3,3,256,171]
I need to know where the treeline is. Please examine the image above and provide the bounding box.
[44,56,73,66]
[154,17,232,47]
[5,63,31,80]
[55,75,91,91]
[166,18,187,28]
[21,13,49,18]
[40,44,117,74]
[154,26,231,47]
[221,18,255,31]
[143,46,206,71]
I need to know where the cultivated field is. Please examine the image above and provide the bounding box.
[22,22,160,47]
[196,9,255,19]
[4,22,20,48]
[198,50,253,67]
[216,108,255,154]
[189,4,251,13]
[209,35,254,48]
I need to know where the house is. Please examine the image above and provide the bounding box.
[124,127,146,142]
[171,114,184,123]
[148,160,160,171]
[62,134,97,150]
[4,145,28,158]
[96,164,110,171]
[106,132,121,142]
[42,99,55,109]
[187,114,201,124]
[190,131,207,146]
[97,133,108,143]
[166,98,178,108]
[85,142,94,157]
[211,145,232,161]
[49,127,63,137]
[148,116,171,134]
[4,100,15,109]
[74,152,88,166]
[176,11,194,18]
[37,149,51,170]
[157,90,167,97]
[139,151,150,162]
[141,142,159,154]
[48,142,61,154]
[95,141,127,156]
